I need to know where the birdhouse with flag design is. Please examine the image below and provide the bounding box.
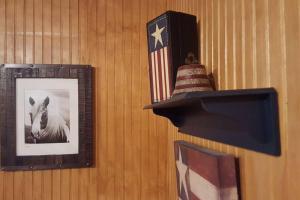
[147,11,198,103]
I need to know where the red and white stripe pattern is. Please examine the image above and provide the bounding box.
[150,47,171,102]
[173,64,213,95]
[175,141,239,200]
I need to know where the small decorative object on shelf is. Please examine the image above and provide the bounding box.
[174,141,240,200]
[147,11,198,103]
[172,64,214,95]
[0,64,93,171]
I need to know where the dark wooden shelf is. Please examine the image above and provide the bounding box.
[144,88,281,156]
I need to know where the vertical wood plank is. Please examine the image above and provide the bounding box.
[6,0,14,63]
[225,0,233,90]
[79,0,87,63]
[51,0,61,63]
[3,172,14,200]
[43,0,51,64]
[13,172,24,200]
[129,0,143,197]
[206,0,212,74]
[212,0,218,88]
[60,169,70,200]
[241,0,246,89]
[285,0,300,198]
[218,0,225,91]
[86,0,97,199]
[123,0,133,198]
[202,0,207,66]
[105,0,116,198]
[61,0,70,63]
[199,0,203,64]
[244,0,254,88]
[113,0,124,199]
[70,0,78,64]
[251,0,257,88]
[96,0,107,199]
[25,0,33,64]
[255,0,267,87]
[234,0,242,89]
[34,0,42,64]
[15,0,24,63]
[255,0,268,87]
[69,169,79,200]
[140,0,150,198]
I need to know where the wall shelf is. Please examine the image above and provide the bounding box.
[144,88,281,156]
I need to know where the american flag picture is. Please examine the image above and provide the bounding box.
[147,14,172,103]
[174,141,239,200]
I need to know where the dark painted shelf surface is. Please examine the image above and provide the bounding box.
[144,88,281,156]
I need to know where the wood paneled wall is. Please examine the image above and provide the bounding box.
[0,0,299,199]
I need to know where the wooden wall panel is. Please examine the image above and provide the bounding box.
[0,0,300,199]
[167,0,299,200]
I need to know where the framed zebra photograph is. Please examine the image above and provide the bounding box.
[0,64,93,171]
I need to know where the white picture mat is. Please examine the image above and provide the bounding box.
[16,78,79,156]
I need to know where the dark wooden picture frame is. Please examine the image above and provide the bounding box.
[0,64,93,171]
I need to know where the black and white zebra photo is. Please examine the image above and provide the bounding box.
[24,90,70,144]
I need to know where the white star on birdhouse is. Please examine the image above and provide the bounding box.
[151,24,165,48]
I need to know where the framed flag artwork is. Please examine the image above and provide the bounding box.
[147,11,198,103]
[0,64,93,171]
[174,141,240,200]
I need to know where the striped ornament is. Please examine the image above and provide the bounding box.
[173,64,213,95]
